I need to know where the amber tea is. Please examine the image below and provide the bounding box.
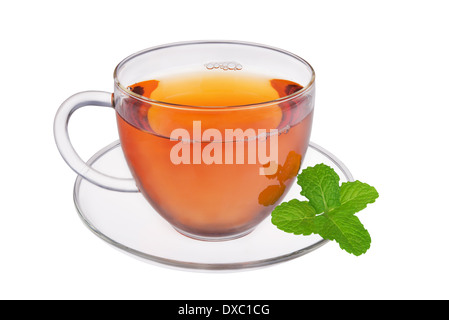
[115,72,313,239]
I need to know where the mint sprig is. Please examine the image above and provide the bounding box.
[271,164,378,256]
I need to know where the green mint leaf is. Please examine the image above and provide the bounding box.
[336,180,379,215]
[297,164,341,213]
[314,211,371,256]
[271,199,316,235]
[271,163,379,256]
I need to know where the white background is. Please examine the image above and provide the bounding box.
[1,0,448,300]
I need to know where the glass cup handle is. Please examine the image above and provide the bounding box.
[53,91,139,192]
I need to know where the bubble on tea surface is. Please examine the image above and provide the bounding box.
[205,61,242,71]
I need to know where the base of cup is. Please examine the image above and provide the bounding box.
[172,226,256,242]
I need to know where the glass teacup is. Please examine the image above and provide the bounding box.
[54,41,315,240]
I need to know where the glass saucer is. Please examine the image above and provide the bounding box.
[73,141,353,271]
